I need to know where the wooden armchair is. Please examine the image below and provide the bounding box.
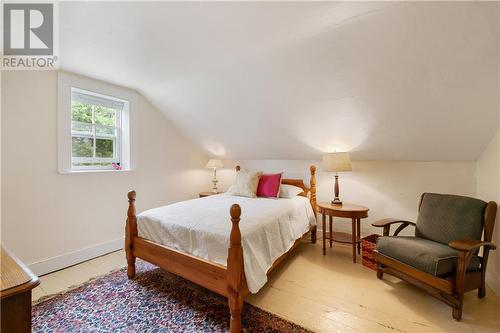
[372,193,497,320]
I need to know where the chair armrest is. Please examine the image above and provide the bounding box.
[371,219,416,236]
[448,239,497,252]
[371,218,416,227]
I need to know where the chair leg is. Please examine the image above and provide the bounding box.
[478,284,486,298]
[478,270,486,298]
[452,289,464,320]
[376,265,384,279]
[452,251,469,320]
[452,305,463,321]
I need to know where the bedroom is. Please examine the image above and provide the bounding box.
[1,1,500,332]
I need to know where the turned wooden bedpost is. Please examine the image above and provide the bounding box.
[310,165,317,244]
[125,190,137,279]
[227,204,245,333]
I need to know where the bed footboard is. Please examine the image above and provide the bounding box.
[125,191,248,332]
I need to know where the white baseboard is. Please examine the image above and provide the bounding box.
[29,238,124,276]
[486,272,500,297]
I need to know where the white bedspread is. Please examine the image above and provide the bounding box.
[137,193,316,293]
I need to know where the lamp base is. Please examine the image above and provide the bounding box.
[332,175,342,205]
[211,169,218,193]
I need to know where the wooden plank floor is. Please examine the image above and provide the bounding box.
[34,242,500,332]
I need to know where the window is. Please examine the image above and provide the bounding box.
[70,88,126,170]
[58,72,135,173]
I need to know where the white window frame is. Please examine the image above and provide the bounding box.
[70,88,124,170]
[58,72,136,173]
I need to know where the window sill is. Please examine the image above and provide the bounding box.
[58,169,132,174]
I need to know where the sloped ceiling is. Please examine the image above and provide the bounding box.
[60,1,500,160]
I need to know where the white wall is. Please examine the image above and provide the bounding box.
[217,160,476,236]
[1,71,208,274]
[476,127,500,296]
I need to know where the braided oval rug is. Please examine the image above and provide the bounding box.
[32,260,312,333]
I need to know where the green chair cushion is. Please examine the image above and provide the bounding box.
[377,236,481,277]
[415,193,486,245]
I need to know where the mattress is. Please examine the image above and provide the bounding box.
[137,193,316,293]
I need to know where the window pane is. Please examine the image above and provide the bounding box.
[71,102,92,123]
[95,106,116,126]
[72,137,94,157]
[72,121,92,134]
[95,125,115,136]
[96,138,114,158]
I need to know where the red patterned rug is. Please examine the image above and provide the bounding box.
[33,260,312,332]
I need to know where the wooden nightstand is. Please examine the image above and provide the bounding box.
[199,191,220,198]
[317,202,369,263]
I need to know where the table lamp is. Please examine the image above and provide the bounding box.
[206,159,223,193]
[322,152,352,205]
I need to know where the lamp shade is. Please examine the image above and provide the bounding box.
[322,152,352,172]
[206,159,223,169]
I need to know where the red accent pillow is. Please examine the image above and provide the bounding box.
[257,173,283,198]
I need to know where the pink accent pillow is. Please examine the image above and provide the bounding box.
[257,173,283,198]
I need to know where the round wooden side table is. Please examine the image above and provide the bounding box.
[317,202,369,263]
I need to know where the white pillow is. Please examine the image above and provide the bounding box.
[279,184,303,198]
[230,171,263,198]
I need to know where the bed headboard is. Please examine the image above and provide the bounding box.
[234,165,317,213]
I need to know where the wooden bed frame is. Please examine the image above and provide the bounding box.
[125,165,317,332]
